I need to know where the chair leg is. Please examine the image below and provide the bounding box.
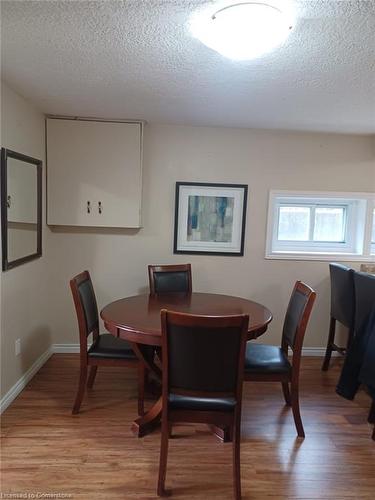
[157,415,170,497]
[282,382,291,406]
[87,366,98,389]
[291,383,305,438]
[232,417,242,500]
[322,317,336,371]
[138,362,146,417]
[72,365,87,415]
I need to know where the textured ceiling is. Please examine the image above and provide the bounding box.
[1,0,375,133]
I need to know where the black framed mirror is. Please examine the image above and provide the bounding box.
[1,148,42,271]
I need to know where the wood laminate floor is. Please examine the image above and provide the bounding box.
[1,355,374,499]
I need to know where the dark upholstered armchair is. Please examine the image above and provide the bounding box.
[336,271,375,440]
[148,264,192,294]
[322,263,355,370]
[70,271,145,415]
[157,310,249,499]
[244,281,316,438]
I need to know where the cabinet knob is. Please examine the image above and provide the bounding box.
[98,201,102,214]
[87,201,91,214]
[7,195,11,209]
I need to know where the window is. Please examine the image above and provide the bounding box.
[266,191,375,261]
[277,205,346,242]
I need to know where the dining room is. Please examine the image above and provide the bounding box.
[1,1,375,499]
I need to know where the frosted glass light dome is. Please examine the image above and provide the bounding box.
[190,1,294,60]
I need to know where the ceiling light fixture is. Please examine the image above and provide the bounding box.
[190,1,294,61]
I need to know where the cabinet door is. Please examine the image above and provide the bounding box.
[47,119,142,227]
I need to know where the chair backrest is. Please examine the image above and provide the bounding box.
[70,271,99,348]
[148,264,192,294]
[329,263,355,328]
[161,310,249,400]
[281,281,316,357]
[353,271,375,334]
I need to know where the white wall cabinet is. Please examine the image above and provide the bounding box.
[46,118,143,227]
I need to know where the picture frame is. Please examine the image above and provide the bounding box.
[173,182,248,256]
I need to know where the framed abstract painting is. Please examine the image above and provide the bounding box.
[173,182,248,256]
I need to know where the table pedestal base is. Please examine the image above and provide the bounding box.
[131,398,232,442]
[131,397,162,438]
[209,425,232,443]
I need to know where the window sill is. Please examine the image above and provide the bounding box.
[265,252,375,262]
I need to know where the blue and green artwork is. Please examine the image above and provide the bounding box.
[187,195,234,242]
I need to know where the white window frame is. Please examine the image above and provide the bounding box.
[370,202,375,256]
[265,190,375,261]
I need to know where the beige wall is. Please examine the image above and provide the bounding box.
[48,124,375,349]
[1,82,52,398]
[1,81,374,400]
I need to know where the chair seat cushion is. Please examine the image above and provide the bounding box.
[88,334,136,360]
[168,393,236,412]
[244,343,291,374]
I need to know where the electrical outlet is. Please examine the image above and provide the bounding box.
[15,338,21,356]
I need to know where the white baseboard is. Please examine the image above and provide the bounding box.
[52,344,332,356]
[0,347,53,414]
[301,347,331,356]
[0,343,92,413]
[53,343,81,353]
[0,343,335,414]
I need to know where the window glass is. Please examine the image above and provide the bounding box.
[278,206,310,241]
[313,207,345,242]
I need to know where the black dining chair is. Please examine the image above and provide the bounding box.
[336,271,375,439]
[157,310,249,499]
[148,264,192,294]
[70,270,146,415]
[244,281,316,438]
[322,263,355,371]
[354,271,375,434]
[359,316,375,441]
[353,271,375,335]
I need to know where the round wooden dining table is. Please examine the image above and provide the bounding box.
[101,292,273,439]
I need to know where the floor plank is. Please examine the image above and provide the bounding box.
[1,355,374,499]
